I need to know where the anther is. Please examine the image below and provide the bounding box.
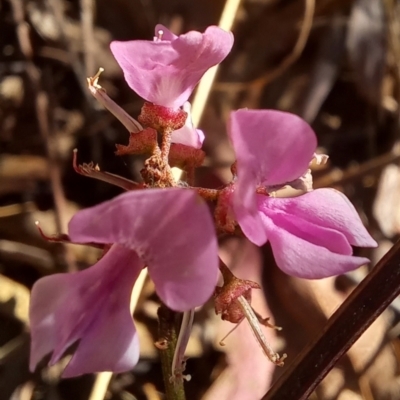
[87,67,105,89]
[313,153,329,165]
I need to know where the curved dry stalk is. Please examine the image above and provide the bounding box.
[215,0,316,93]
[262,239,400,400]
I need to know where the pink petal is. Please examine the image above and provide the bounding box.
[30,245,142,376]
[260,189,377,248]
[171,125,204,148]
[229,110,317,246]
[259,197,353,255]
[233,179,268,247]
[260,213,371,279]
[171,102,204,148]
[68,189,219,311]
[229,109,317,187]
[110,26,233,108]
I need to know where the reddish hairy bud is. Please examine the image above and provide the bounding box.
[168,143,205,169]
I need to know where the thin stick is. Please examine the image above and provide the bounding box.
[248,0,314,89]
[10,0,77,272]
[215,0,315,93]
[80,0,96,77]
[262,239,400,400]
[46,0,93,104]
[88,268,148,400]
[314,144,400,188]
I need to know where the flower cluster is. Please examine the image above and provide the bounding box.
[29,24,376,378]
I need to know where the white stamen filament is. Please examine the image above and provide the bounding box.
[158,30,164,40]
[170,309,194,384]
[269,185,308,198]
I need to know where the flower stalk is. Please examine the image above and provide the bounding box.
[157,305,187,400]
[161,128,173,164]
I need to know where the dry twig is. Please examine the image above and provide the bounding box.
[262,239,400,400]
[215,0,315,93]
[9,0,77,271]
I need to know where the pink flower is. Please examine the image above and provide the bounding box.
[30,189,218,377]
[110,24,234,109]
[228,109,377,279]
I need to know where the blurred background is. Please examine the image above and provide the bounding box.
[1,0,399,399]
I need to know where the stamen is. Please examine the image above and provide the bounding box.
[86,69,142,133]
[94,67,104,79]
[313,153,329,165]
[219,319,244,346]
[35,221,70,243]
[87,67,105,89]
[170,363,192,385]
[236,295,286,366]
[158,29,164,40]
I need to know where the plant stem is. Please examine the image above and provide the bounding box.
[157,305,186,400]
[161,128,172,164]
